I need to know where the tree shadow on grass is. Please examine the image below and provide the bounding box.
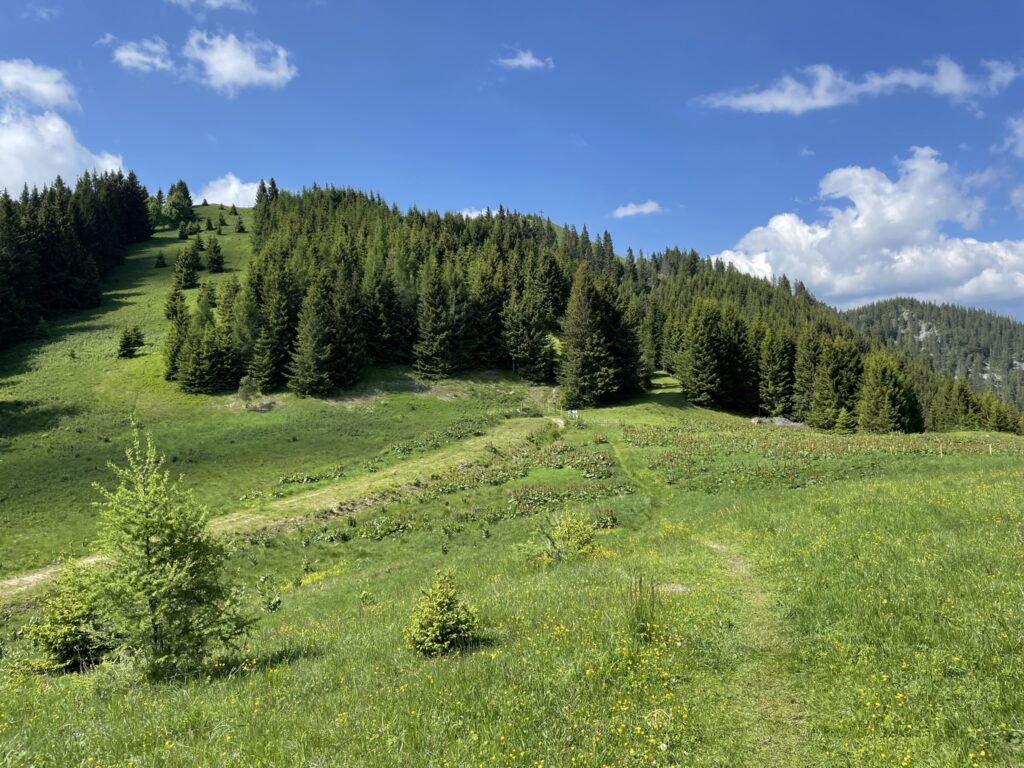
[204,641,323,681]
[0,399,83,442]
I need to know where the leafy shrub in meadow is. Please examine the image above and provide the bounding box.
[528,509,597,563]
[406,571,480,656]
[28,562,112,672]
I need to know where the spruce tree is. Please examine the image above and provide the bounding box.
[503,286,554,384]
[414,258,454,379]
[674,300,724,407]
[808,337,863,430]
[164,180,196,226]
[759,329,796,417]
[288,272,336,397]
[247,276,292,392]
[558,263,618,408]
[792,328,820,421]
[329,267,366,387]
[205,237,224,273]
[96,426,246,677]
[856,351,916,433]
[173,243,200,289]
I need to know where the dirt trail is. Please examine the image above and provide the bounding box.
[703,539,821,765]
[0,417,548,604]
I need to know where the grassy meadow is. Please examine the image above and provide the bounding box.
[1,223,1023,766]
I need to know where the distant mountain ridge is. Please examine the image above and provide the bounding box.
[844,297,1024,409]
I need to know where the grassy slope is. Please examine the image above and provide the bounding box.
[0,208,548,577]
[1,226,1023,766]
[1,381,1022,766]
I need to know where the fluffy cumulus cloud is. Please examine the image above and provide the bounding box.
[713,147,1024,306]
[0,59,77,109]
[703,57,1022,115]
[495,48,554,71]
[111,37,174,73]
[458,207,490,219]
[183,30,297,95]
[0,58,121,191]
[611,200,664,218]
[199,172,260,207]
[0,110,121,190]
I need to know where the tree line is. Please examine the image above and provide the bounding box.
[846,297,1024,410]
[159,181,1024,435]
[0,171,152,349]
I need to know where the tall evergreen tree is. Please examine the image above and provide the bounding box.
[559,263,618,408]
[808,337,863,430]
[288,271,336,396]
[414,258,454,379]
[759,329,796,417]
[502,285,554,383]
[856,351,919,433]
[164,180,196,226]
[674,300,724,407]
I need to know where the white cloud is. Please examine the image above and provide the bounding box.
[995,115,1024,158]
[183,30,297,95]
[0,59,122,191]
[0,59,77,110]
[611,200,664,218]
[166,0,253,12]
[495,48,554,71]
[23,3,60,20]
[713,147,1024,306]
[111,37,174,73]
[800,146,815,157]
[1011,187,1024,218]
[0,109,121,191]
[458,207,490,219]
[703,57,1022,115]
[199,172,259,207]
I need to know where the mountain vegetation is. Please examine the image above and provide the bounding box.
[846,296,1024,409]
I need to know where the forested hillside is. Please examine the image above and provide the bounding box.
[845,297,1024,409]
[157,182,1023,435]
[0,172,152,349]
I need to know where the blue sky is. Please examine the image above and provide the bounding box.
[2,0,1024,316]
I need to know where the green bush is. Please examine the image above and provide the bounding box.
[28,563,112,672]
[405,571,480,656]
[529,510,596,563]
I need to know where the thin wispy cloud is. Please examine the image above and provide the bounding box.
[703,57,1022,115]
[495,48,554,71]
[1011,187,1024,218]
[611,200,664,218]
[799,146,815,157]
[183,30,297,95]
[166,0,253,13]
[23,2,60,20]
[105,37,174,73]
[995,115,1024,158]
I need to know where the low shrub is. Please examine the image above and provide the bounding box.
[28,563,112,672]
[405,571,480,656]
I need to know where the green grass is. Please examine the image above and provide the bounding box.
[0,208,547,578]
[2,222,1023,766]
